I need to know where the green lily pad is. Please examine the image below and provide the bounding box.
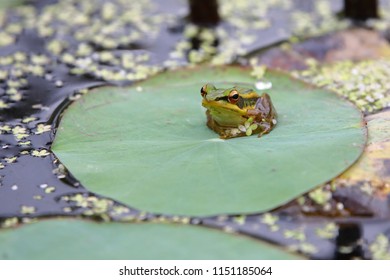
[0,219,302,259]
[53,66,366,216]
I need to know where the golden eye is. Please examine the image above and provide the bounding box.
[201,85,208,97]
[228,90,239,103]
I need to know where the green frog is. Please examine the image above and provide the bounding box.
[201,84,277,139]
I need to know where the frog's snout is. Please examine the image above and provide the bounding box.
[200,85,207,100]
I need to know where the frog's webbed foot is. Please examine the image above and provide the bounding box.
[256,121,272,138]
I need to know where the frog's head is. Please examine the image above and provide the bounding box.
[200,83,260,127]
[200,83,240,104]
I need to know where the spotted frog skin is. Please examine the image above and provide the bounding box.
[201,84,277,139]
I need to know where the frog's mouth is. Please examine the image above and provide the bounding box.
[202,99,247,115]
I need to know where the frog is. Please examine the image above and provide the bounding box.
[200,83,277,139]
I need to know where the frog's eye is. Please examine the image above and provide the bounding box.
[228,90,239,104]
[200,85,207,97]
[201,84,216,97]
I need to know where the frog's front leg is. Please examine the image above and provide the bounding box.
[247,93,271,117]
[255,93,274,118]
[247,93,277,138]
[256,121,272,137]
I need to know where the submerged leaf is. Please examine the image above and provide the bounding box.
[0,219,303,260]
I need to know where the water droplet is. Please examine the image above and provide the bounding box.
[206,138,225,142]
[255,79,272,90]
[55,80,64,87]
[45,73,53,81]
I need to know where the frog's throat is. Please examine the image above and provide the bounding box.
[202,100,248,127]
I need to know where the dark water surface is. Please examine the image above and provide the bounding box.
[0,0,389,259]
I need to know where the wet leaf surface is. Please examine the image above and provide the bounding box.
[339,110,390,189]
[257,28,390,71]
[53,66,366,216]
